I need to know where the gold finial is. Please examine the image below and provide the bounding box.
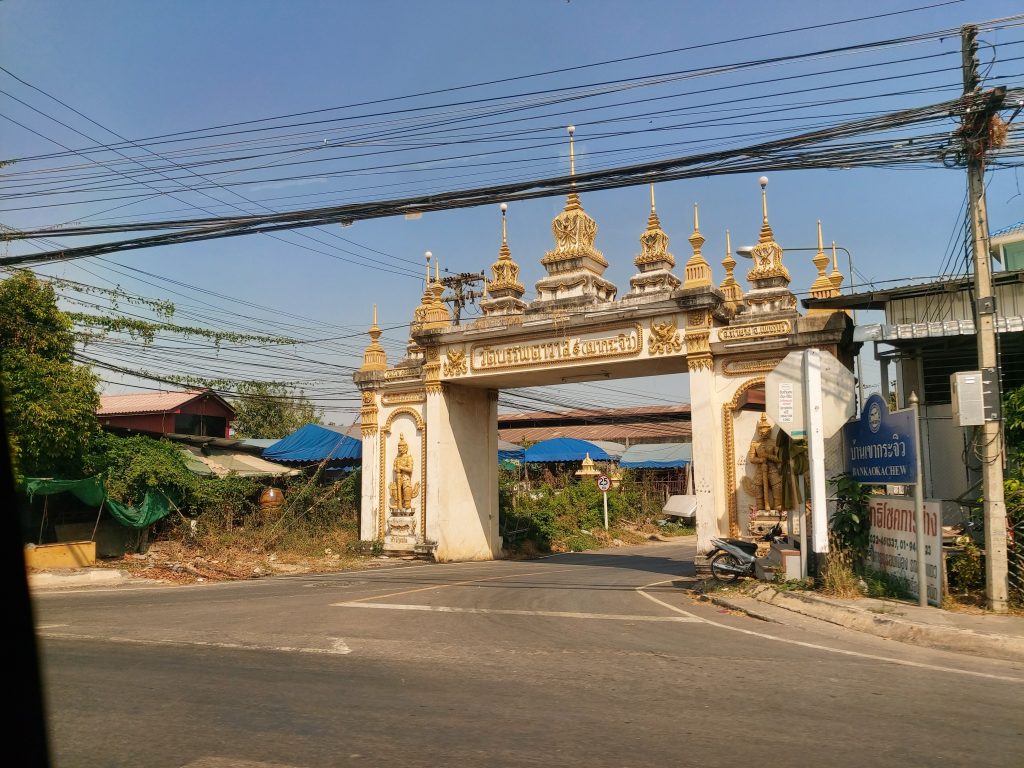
[683,201,711,289]
[360,304,387,371]
[760,175,769,224]
[501,201,508,245]
[650,183,656,213]
[719,229,744,311]
[424,251,432,287]
[568,125,576,177]
[809,223,840,309]
[830,240,845,292]
[435,254,440,283]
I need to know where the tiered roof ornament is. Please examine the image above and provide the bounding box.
[421,254,451,331]
[829,241,845,294]
[530,126,617,310]
[360,304,388,372]
[807,220,842,312]
[682,203,713,290]
[623,184,680,301]
[480,203,527,316]
[742,176,797,317]
[719,229,744,315]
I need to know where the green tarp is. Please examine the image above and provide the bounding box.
[24,475,171,529]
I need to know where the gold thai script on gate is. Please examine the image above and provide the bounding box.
[471,324,643,371]
[718,320,791,342]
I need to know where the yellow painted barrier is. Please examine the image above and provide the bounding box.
[24,541,97,570]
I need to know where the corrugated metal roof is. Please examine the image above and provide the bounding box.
[879,315,1024,341]
[98,390,224,416]
[992,220,1024,240]
[498,404,690,423]
[499,421,691,444]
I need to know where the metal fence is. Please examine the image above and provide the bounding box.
[1010,510,1024,606]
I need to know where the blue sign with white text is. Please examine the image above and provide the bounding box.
[843,394,918,485]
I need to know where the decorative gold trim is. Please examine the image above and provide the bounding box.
[379,408,426,543]
[723,377,765,538]
[687,310,710,328]
[648,318,682,355]
[722,357,785,377]
[443,347,468,377]
[382,391,426,406]
[470,323,643,372]
[687,357,714,372]
[360,390,378,436]
[718,320,791,342]
[384,368,421,381]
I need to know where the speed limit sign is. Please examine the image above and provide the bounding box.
[596,475,611,492]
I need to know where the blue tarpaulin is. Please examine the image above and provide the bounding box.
[619,442,691,469]
[262,424,361,464]
[498,440,525,462]
[524,438,609,463]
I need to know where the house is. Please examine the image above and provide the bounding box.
[992,220,1024,270]
[804,268,1024,516]
[97,389,236,438]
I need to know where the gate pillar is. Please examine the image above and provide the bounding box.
[425,382,502,561]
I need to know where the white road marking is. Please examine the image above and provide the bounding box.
[36,623,67,629]
[635,579,1024,683]
[181,758,309,768]
[37,631,353,656]
[333,601,701,622]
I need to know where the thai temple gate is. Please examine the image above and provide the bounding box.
[354,129,855,565]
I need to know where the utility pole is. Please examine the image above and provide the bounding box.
[441,271,486,325]
[960,24,1009,612]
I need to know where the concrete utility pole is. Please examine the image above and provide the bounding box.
[960,24,1009,613]
[441,271,486,325]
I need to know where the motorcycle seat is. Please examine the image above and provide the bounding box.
[721,538,759,555]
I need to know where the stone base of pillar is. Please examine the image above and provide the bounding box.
[694,554,712,577]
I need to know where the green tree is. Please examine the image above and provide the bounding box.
[231,381,323,439]
[0,271,99,478]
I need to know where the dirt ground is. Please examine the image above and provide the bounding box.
[82,525,690,586]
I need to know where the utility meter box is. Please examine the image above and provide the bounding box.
[951,371,985,426]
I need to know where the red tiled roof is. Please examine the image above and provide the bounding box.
[97,390,224,416]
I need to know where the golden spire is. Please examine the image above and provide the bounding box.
[829,241,845,292]
[565,124,582,212]
[746,175,791,286]
[542,125,608,271]
[719,228,744,311]
[420,252,451,330]
[809,220,834,297]
[634,183,674,269]
[683,202,712,289]
[486,202,525,296]
[360,304,388,371]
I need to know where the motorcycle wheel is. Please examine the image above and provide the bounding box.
[710,551,743,583]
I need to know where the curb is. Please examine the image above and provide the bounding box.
[745,584,1024,663]
[700,593,779,624]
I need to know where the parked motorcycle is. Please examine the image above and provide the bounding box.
[708,523,785,583]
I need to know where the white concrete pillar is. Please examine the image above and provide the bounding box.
[360,426,380,543]
[689,364,725,554]
[425,384,501,561]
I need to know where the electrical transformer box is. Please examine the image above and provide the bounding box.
[950,370,985,426]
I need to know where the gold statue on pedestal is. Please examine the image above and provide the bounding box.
[388,434,420,514]
[746,413,783,513]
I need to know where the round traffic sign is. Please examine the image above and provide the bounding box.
[596,475,611,492]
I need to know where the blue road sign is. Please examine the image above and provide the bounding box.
[843,394,918,485]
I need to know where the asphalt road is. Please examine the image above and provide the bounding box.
[31,538,1024,768]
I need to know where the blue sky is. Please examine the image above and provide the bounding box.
[2,0,1022,424]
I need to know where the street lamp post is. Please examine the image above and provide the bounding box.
[736,244,865,414]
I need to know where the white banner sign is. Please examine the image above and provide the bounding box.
[865,497,942,606]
